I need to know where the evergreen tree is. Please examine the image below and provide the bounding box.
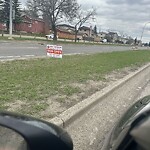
[93,25,97,35]
[0,0,10,31]
[0,0,22,32]
[13,0,22,31]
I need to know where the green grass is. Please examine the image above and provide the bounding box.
[0,50,150,114]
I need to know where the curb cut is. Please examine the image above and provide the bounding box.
[49,63,150,128]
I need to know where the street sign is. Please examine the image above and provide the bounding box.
[46,45,62,58]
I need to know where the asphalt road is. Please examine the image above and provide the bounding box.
[65,64,150,150]
[0,41,144,60]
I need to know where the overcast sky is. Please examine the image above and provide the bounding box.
[20,0,150,42]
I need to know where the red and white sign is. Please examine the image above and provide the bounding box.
[46,45,62,58]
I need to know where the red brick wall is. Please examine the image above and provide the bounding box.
[0,23,6,30]
[15,15,49,34]
[57,31,75,40]
[31,20,45,33]
[15,22,32,33]
[16,20,45,34]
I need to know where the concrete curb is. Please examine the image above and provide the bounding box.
[49,63,150,128]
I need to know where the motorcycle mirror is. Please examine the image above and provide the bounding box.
[0,111,73,150]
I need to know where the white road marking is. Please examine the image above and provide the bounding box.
[24,55,35,57]
[0,55,36,61]
[0,56,21,58]
[0,47,39,49]
[64,53,84,55]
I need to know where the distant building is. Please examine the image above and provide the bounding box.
[57,24,75,32]
[79,26,91,37]
[57,28,75,40]
[108,32,118,42]
[98,32,107,41]
[0,23,6,30]
[15,14,49,34]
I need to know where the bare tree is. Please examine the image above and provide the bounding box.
[36,0,79,41]
[26,0,39,18]
[73,8,96,42]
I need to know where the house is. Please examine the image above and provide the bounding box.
[0,14,49,34]
[15,14,49,34]
[57,28,75,40]
[57,24,75,32]
[105,32,118,43]
[0,23,6,30]
[56,24,75,39]
[109,32,118,42]
[79,26,92,37]
[57,24,86,40]
[98,32,107,41]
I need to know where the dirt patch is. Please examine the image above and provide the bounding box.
[4,100,27,111]
[40,65,141,120]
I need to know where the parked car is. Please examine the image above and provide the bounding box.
[46,34,58,39]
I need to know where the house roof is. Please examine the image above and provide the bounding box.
[79,26,91,30]
[57,28,75,34]
[57,24,74,29]
[99,32,107,34]
[21,13,44,23]
[108,32,118,35]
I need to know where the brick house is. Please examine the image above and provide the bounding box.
[56,24,75,39]
[15,14,49,34]
[57,28,75,40]
[0,14,49,34]
[79,26,92,37]
[57,24,86,40]
[0,23,6,30]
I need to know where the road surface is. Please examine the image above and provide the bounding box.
[0,41,146,61]
[65,64,150,150]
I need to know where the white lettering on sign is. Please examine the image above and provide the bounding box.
[46,45,62,58]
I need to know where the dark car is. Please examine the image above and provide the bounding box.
[102,95,150,150]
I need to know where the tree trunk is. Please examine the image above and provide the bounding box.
[75,26,78,43]
[1,29,4,37]
[75,31,77,43]
[52,24,57,41]
[6,21,9,33]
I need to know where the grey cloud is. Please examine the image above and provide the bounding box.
[106,0,150,5]
[97,2,150,24]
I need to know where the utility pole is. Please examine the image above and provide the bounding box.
[140,22,150,43]
[9,0,13,39]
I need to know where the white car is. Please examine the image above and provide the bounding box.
[46,34,58,39]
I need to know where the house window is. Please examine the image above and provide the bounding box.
[28,24,32,28]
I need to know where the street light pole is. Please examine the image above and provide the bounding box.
[9,0,13,39]
[140,22,150,43]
